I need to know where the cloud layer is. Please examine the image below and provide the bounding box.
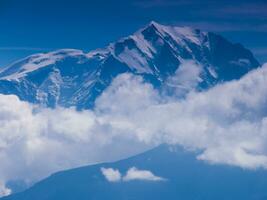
[0,63,267,196]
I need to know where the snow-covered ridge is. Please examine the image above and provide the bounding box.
[0,49,86,80]
[0,22,213,80]
[0,22,209,80]
[146,21,208,46]
[106,21,209,74]
[0,21,260,109]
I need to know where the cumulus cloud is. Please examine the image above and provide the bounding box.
[101,167,165,182]
[123,167,165,182]
[164,60,202,96]
[95,64,267,169]
[101,168,121,182]
[1,63,267,196]
[96,73,159,114]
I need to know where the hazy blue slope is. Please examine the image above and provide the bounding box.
[3,145,267,200]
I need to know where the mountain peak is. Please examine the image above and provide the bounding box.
[143,21,169,35]
[147,20,164,29]
[140,21,206,47]
[145,21,198,33]
[0,22,260,109]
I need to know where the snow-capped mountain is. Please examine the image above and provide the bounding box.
[0,21,259,109]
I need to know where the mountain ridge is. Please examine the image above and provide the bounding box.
[3,144,267,200]
[0,21,260,109]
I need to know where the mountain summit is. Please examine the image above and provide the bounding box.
[0,22,259,109]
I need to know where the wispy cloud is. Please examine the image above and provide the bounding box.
[134,0,267,18]
[134,0,267,33]
[0,47,52,52]
[216,3,267,18]
[133,0,197,8]
[175,21,267,32]
[190,2,267,25]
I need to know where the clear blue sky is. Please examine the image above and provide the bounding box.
[0,0,266,67]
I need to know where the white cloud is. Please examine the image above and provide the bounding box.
[0,63,267,193]
[100,167,165,182]
[0,182,12,197]
[95,64,267,169]
[101,168,121,182]
[164,60,202,96]
[123,167,165,182]
[95,73,159,114]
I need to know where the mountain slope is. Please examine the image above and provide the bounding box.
[3,145,267,200]
[0,21,259,109]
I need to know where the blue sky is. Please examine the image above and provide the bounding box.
[0,0,266,67]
